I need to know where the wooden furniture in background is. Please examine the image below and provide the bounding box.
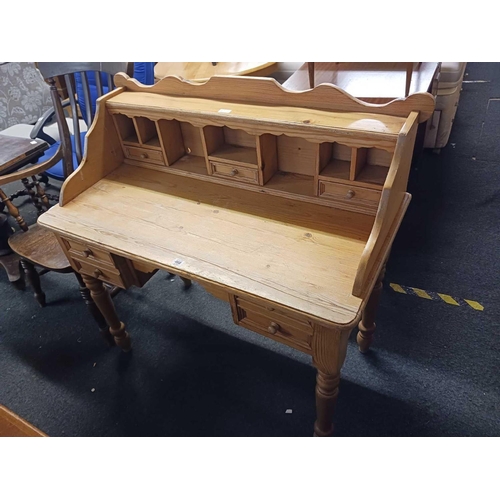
[0,135,49,285]
[154,62,278,82]
[0,404,47,437]
[1,64,135,344]
[0,135,49,176]
[291,62,440,102]
[38,74,434,436]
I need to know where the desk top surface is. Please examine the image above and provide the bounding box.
[39,164,375,325]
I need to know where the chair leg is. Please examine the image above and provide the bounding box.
[74,272,115,347]
[20,259,46,307]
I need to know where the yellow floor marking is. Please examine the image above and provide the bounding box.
[464,300,484,311]
[390,283,406,294]
[412,287,432,300]
[437,293,460,306]
[390,283,484,311]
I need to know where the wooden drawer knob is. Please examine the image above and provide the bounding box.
[345,190,355,199]
[268,322,279,334]
[83,248,93,257]
[140,153,148,159]
[93,268,103,278]
[230,168,239,177]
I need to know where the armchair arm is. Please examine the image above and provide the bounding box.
[0,145,64,185]
[30,98,71,144]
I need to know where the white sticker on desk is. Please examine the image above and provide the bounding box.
[173,258,183,266]
[218,109,232,114]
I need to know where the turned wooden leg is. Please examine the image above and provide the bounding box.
[81,274,131,352]
[20,259,46,307]
[357,262,387,353]
[21,178,43,215]
[312,325,351,437]
[0,187,28,232]
[180,276,192,289]
[32,176,51,210]
[74,273,114,346]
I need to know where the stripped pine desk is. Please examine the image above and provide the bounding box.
[38,74,435,436]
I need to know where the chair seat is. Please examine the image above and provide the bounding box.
[8,223,70,270]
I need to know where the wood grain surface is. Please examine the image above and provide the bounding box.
[39,164,374,325]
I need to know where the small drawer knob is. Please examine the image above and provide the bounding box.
[268,322,279,334]
[140,153,148,159]
[93,268,103,278]
[345,190,355,199]
[83,248,93,257]
[230,168,239,177]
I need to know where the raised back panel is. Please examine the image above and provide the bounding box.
[114,73,436,123]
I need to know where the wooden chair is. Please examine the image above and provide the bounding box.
[1,63,134,345]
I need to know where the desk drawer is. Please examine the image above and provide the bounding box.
[318,180,381,208]
[57,236,150,289]
[209,161,259,185]
[71,259,125,288]
[124,146,165,165]
[62,238,116,267]
[232,295,313,352]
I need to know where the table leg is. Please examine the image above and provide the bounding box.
[312,325,351,437]
[180,277,192,289]
[308,62,315,88]
[81,274,131,352]
[357,262,387,353]
[74,272,114,346]
[405,62,414,97]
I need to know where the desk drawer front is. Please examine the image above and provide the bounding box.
[58,236,145,289]
[232,296,313,352]
[71,259,125,288]
[124,146,165,165]
[63,239,116,267]
[209,161,259,184]
[318,180,381,207]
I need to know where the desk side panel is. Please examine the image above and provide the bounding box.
[59,88,125,206]
[352,112,419,298]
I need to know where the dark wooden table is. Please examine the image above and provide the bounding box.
[0,134,49,283]
[0,135,49,175]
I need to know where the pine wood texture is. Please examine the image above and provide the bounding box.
[59,87,126,206]
[353,112,419,297]
[37,75,435,435]
[113,73,435,123]
[41,165,372,326]
[154,62,278,82]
